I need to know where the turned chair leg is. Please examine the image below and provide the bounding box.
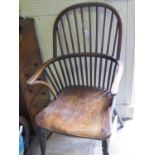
[102,140,109,155]
[39,127,46,155]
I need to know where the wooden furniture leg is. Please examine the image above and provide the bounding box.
[102,140,109,155]
[39,127,46,155]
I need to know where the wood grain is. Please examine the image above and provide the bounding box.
[36,87,112,139]
[20,18,50,132]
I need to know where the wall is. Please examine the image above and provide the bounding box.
[19,0,135,117]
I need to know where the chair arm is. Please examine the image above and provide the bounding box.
[26,58,54,85]
[111,60,123,95]
[26,58,57,98]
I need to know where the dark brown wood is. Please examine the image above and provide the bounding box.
[27,53,118,97]
[39,127,46,155]
[53,62,64,89]
[90,56,93,86]
[80,7,86,52]
[88,6,92,87]
[56,27,64,55]
[95,6,98,53]
[26,53,118,70]
[62,59,72,86]
[47,66,61,91]
[101,8,106,54]
[99,8,106,88]
[30,88,49,115]
[88,6,92,53]
[60,17,70,54]
[73,57,80,85]
[85,56,88,86]
[44,70,58,95]
[98,57,103,88]
[103,12,113,89]
[94,6,98,86]
[67,10,81,85]
[53,2,122,59]
[58,60,67,87]
[20,19,39,69]
[65,15,76,85]
[26,3,124,154]
[107,61,113,90]
[102,140,109,155]
[103,57,108,89]
[106,13,114,55]
[80,7,88,86]
[36,87,112,139]
[73,8,81,52]
[112,23,119,57]
[68,58,76,85]
[79,57,84,85]
[66,13,75,53]
[26,53,117,91]
[19,18,50,132]
[19,85,32,130]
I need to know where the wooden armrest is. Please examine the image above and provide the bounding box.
[111,60,123,95]
[26,58,57,98]
[27,53,120,98]
[27,58,54,85]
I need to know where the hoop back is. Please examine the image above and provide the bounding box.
[53,2,122,59]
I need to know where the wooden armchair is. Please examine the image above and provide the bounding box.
[27,2,123,155]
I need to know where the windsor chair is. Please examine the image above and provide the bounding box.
[27,2,123,155]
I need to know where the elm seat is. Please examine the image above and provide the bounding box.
[36,87,113,139]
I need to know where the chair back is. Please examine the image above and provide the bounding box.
[53,2,122,60]
[44,53,119,98]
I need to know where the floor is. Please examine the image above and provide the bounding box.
[31,119,135,155]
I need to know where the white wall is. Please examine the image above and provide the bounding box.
[20,0,135,110]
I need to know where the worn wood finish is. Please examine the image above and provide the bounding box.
[36,87,112,139]
[19,18,39,69]
[27,53,121,98]
[26,3,124,155]
[53,2,122,60]
[39,127,46,155]
[20,18,50,132]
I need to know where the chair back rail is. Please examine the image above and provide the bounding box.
[53,2,122,60]
[42,53,118,99]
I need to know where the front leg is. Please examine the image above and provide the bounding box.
[102,139,109,155]
[39,127,46,155]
